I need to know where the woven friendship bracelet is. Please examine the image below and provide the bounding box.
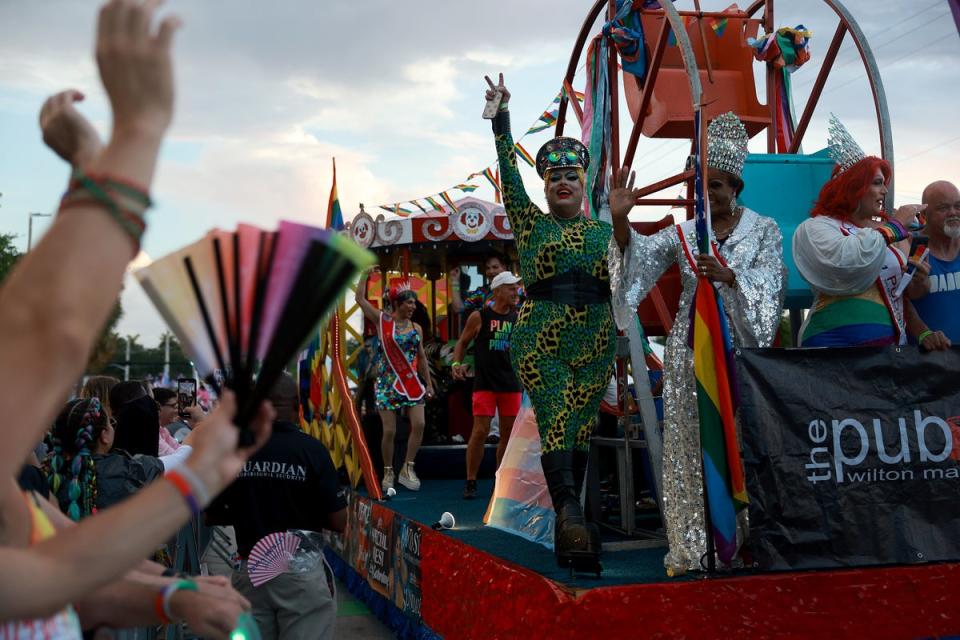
[58,169,152,251]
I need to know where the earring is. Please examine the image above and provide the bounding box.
[730,196,738,210]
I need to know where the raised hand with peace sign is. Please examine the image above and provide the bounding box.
[482,73,511,119]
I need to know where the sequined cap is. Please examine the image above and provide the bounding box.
[536,137,590,178]
[707,112,749,178]
[827,113,866,174]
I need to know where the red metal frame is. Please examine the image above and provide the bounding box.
[746,0,892,163]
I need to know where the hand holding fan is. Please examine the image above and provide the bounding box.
[135,222,373,439]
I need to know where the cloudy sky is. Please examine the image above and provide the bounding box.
[0,0,957,346]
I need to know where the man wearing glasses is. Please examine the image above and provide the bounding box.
[908,180,960,346]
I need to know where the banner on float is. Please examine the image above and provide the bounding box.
[367,503,394,598]
[333,492,424,620]
[737,346,960,571]
[393,517,423,618]
[345,494,372,579]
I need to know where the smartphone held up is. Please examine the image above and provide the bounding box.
[177,377,197,418]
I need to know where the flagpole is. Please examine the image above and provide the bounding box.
[696,109,716,575]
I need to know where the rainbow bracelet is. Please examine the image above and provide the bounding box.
[875,219,909,245]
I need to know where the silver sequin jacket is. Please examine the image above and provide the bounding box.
[607,207,786,571]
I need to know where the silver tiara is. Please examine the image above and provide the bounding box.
[827,113,866,174]
[707,112,749,178]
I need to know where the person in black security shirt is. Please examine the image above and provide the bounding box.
[207,373,347,640]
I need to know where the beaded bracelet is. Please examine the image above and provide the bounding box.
[58,169,152,252]
[155,579,198,625]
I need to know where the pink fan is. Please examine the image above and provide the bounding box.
[247,531,302,586]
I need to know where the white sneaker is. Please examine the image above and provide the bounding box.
[381,467,395,492]
[398,462,421,491]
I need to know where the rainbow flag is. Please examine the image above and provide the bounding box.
[526,109,559,135]
[689,111,747,566]
[710,17,728,37]
[439,191,457,211]
[454,183,479,192]
[380,204,412,216]
[409,200,427,213]
[424,196,445,213]
[325,158,344,230]
[514,142,535,167]
[482,167,501,195]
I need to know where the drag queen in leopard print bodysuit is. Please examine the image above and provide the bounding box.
[487,74,614,571]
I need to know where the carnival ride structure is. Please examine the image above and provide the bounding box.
[302,198,520,500]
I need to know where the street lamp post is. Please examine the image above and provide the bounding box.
[27,213,52,252]
[123,334,139,381]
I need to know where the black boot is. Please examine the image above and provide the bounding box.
[572,450,602,558]
[541,451,600,573]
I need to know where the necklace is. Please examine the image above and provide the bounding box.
[712,206,742,240]
[394,318,411,332]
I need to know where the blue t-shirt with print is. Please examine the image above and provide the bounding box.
[911,253,960,342]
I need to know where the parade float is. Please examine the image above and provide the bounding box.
[303,2,960,638]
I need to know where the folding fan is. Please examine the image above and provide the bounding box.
[134,221,374,436]
[247,531,302,586]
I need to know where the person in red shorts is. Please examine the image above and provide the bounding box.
[452,272,523,499]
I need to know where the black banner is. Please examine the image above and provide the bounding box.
[737,346,960,571]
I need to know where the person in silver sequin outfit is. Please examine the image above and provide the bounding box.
[607,112,786,574]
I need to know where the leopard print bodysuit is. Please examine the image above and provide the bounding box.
[493,111,615,453]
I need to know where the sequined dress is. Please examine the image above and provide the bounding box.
[375,322,424,411]
[608,209,786,572]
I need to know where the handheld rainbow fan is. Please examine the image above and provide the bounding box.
[247,531,302,586]
[135,221,374,435]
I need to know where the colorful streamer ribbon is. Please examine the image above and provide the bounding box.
[375,89,585,216]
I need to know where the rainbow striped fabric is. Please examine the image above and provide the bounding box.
[424,196,445,213]
[482,167,501,194]
[454,183,479,192]
[439,191,457,210]
[326,158,344,230]
[514,142,535,167]
[689,111,747,565]
[380,204,412,216]
[710,17,728,37]
[799,290,896,347]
